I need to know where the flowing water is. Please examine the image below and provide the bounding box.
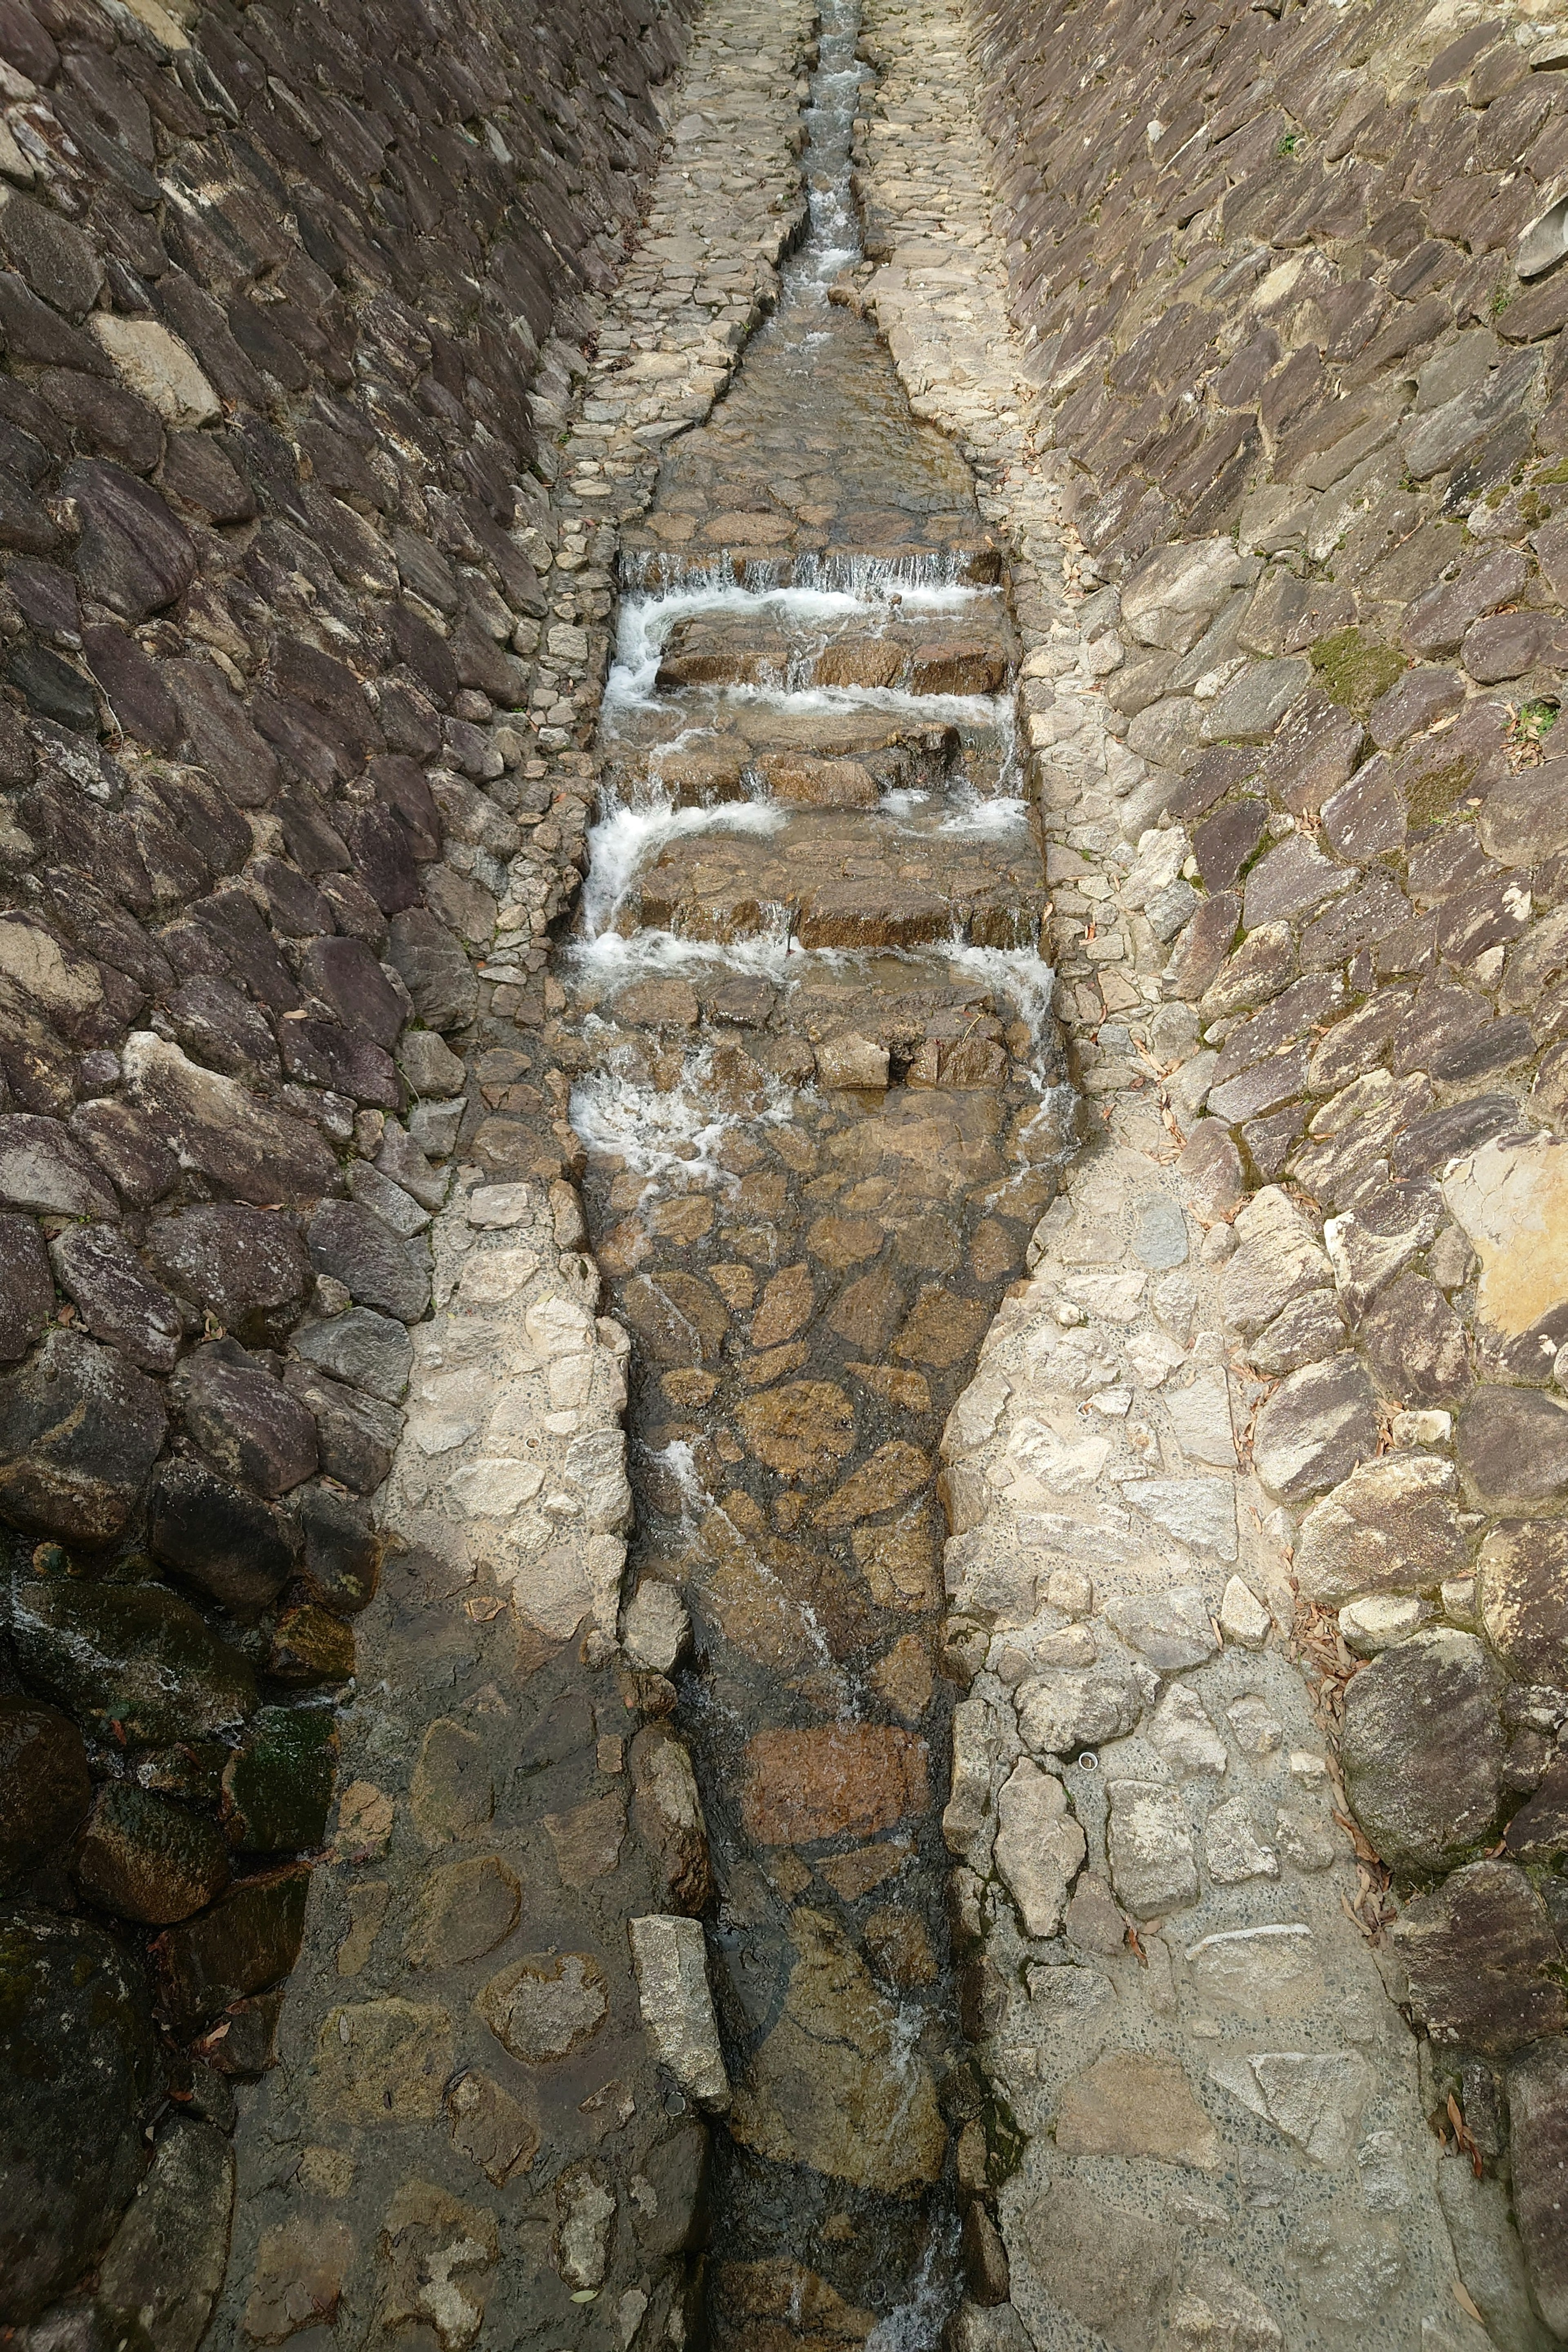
[561,5,1069,2336]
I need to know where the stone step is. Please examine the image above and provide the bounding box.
[612,804,1046,949]
[622,531,1004,591]
[604,701,1014,800]
[654,601,1017,694]
[588,952,1049,1093]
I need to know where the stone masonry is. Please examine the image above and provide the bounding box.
[851,0,1568,2343]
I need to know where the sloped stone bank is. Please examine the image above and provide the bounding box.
[0,0,703,2336]
[850,0,1568,2343]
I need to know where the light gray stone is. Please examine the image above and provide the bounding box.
[1102,1586,1219,1668]
[993,1758,1086,1937]
[1106,1777,1199,1917]
[1121,1475,1237,1559]
[629,1914,729,2111]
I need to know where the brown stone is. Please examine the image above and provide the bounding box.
[751,1262,815,1346]
[852,1503,942,1610]
[377,2180,498,2351]
[862,1904,936,1986]
[806,1214,884,1270]
[867,1632,934,1721]
[892,1287,991,1367]
[846,1363,933,1414]
[411,1720,495,1844]
[405,1857,521,1970]
[446,2069,539,2185]
[737,1381,857,1479]
[757,754,880,807]
[544,1791,626,1884]
[727,1909,946,2192]
[741,1725,928,1846]
[242,2216,354,2344]
[312,1999,454,2125]
[813,1440,931,1528]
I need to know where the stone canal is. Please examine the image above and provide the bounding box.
[557,2,1067,2332]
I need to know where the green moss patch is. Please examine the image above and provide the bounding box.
[1309,627,1407,719]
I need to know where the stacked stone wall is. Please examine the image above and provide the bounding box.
[851,0,1568,2340]
[0,0,698,2331]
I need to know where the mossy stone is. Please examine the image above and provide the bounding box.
[223,1706,338,1853]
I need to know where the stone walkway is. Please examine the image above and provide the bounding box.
[206,9,820,2345]
[853,0,1568,2345]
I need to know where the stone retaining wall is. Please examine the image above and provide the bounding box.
[853,0,1568,2342]
[0,0,702,2334]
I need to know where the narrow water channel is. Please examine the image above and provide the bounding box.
[559,7,1068,2337]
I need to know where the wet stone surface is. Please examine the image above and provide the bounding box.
[560,4,1065,2336]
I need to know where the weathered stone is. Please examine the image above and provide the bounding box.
[1205,1795,1279,1884]
[0,1113,118,1219]
[122,1035,339,1208]
[1120,1476,1237,1559]
[631,1724,712,1914]
[1443,1132,1568,1342]
[0,1911,158,2325]
[728,1907,945,2191]
[992,1758,1085,1936]
[1018,2177,1177,2348]
[1293,1454,1466,1606]
[1393,1860,1566,2055]
[310,1998,454,2125]
[0,1216,51,1363]
[152,1867,309,2034]
[1341,1630,1505,1874]
[405,1855,521,1970]
[308,1199,430,1321]
[149,1460,295,1618]
[1120,538,1254,653]
[1506,1751,1568,1858]
[48,1226,181,1376]
[1103,1586,1218,1667]
[1211,2048,1375,2169]
[66,461,194,623]
[1055,2051,1220,2168]
[178,1341,318,1497]
[146,1205,312,1343]
[1245,1287,1345,1374]
[241,2215,354,2345]
[282,1361,401,1493]
[223,1705,337,1854]
[0,1696,89,1883]
[1458,1386,1568,1512]
[1186,1924,1324,2018]
[1508,2039,1568,2336]
[621,1577,690,1674]
[1359,1272,1470,1407]
[1252,1353,1378,1501]
[1017,1665,1142,1755]
[76,1783,229,1926]
[1221,1186,1330,1336]
[741,1725,927,1845]
[377,2179,497,2352]
[1475,1520,1568,1684]
[630,1913,730,2109]
[1148,1683,1228,1775]
[96,2118,234,2352]
[388,906,477,1032]
[1242,833,1353,928]
[477,1952,608,2062]
[1106,1778,1200,1916]
[12,1572,255,1745]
